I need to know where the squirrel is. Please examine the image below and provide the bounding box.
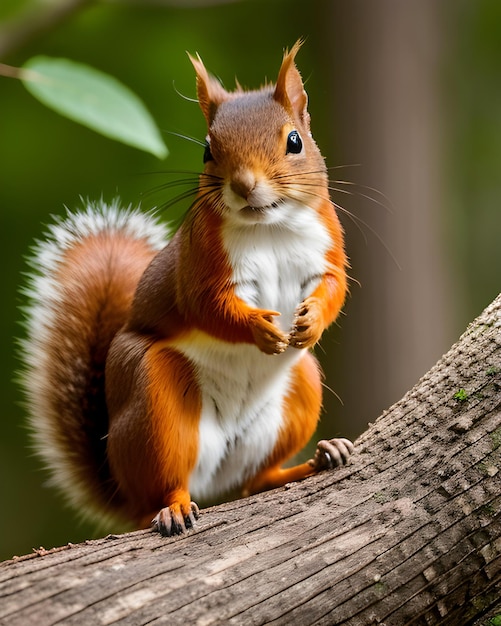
[20,40,353,537]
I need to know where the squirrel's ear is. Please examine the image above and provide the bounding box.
[273,40,310,128]
[188,52,228,126]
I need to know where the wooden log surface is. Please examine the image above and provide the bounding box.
[1,294,500,626]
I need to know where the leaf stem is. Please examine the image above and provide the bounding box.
[0,63,46,83]
[0,63,21,79]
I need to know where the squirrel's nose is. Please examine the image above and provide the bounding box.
[230,169,256,200]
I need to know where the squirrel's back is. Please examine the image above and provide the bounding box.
[20,200,168,526]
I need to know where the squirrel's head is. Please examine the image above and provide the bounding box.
[188,41,328,226]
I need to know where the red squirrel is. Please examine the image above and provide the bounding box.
[21,41,353,537]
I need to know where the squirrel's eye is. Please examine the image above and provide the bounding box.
[286,130,303,155]
[203,139,213,164]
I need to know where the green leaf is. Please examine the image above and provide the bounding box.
[20,56,168,159]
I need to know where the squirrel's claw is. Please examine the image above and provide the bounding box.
[310,438,354,472]
[289,297,323,349]
[152,501,200,537]
[250,309,289,355]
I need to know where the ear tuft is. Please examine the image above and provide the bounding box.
[273,39,309,127]
[187,52,228,126]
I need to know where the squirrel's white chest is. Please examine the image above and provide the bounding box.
[222,205,332,329]
[179,204,332,499]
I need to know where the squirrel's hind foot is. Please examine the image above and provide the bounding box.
[310,438,354,472]
[151,501,200,537]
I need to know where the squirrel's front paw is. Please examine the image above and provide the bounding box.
[151,501,199,537]
[250,309,289,355]
[310,438,354,472]
[289,297,324,349]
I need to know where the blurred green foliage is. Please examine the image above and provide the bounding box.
[447,1,501,319]
[1,0,500,562]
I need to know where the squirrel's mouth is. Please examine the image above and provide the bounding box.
[240,200,282,216]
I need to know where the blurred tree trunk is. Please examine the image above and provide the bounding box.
[321,0,458,438]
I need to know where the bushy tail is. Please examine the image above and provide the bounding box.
[19,199,168,527]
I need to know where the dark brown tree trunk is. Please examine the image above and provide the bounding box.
[1,294,500,626]
[323,0,457,438]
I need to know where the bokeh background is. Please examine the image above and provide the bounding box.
[1,0,500,562]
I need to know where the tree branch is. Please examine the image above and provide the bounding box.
[1,294,500,625]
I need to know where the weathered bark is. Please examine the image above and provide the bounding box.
[1,295,500,626]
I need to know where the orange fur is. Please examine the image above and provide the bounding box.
[106,336,201,525]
